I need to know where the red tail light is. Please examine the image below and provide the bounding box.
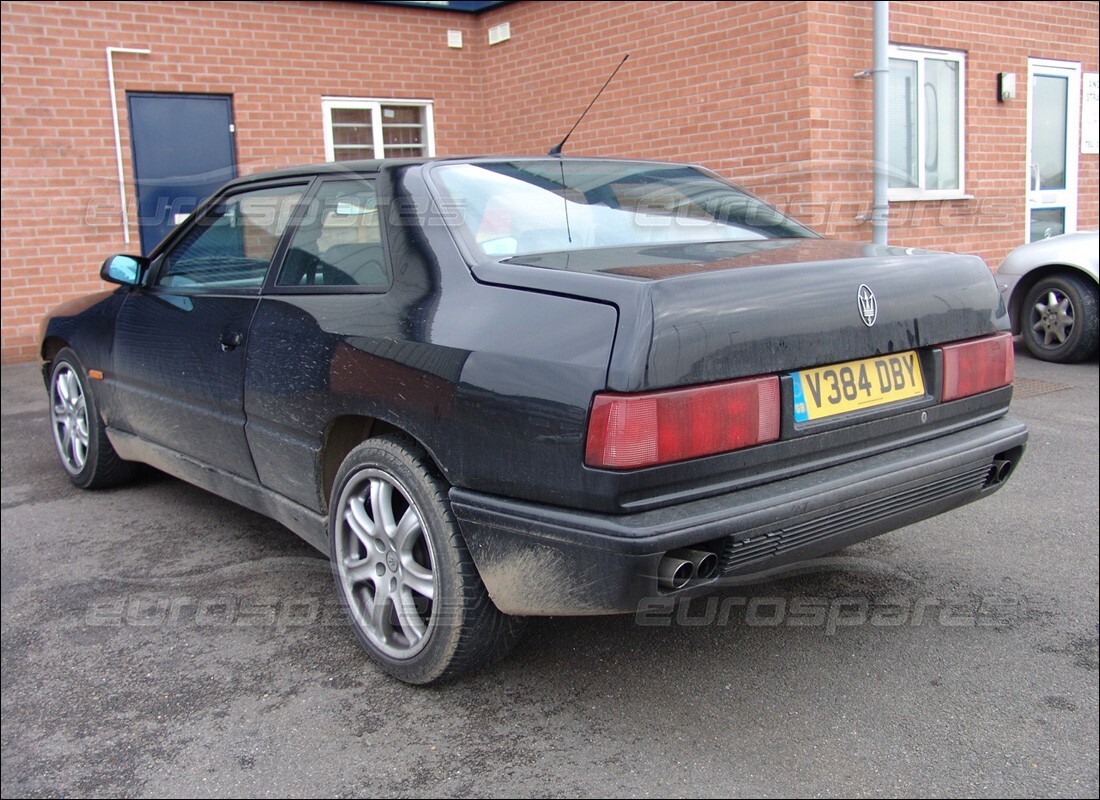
[939,332,1015,402]
[585,376,780,469]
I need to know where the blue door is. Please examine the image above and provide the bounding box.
[128,93,237,255]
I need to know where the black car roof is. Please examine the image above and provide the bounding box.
[223,155,702,188]
[224,158,419,185]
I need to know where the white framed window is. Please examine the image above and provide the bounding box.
[322,98,435,161]
[888,46,966,201]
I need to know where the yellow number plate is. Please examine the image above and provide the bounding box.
[792,351,925,422]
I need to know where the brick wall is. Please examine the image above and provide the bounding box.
[477,0,815,208]
[803,0,1099,263]
[477,0,1098,264]
[2,0,1098,362]
[0,0,485,362]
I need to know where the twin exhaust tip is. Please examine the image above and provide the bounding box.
[658,548,719,591]
[986,458,1013,487]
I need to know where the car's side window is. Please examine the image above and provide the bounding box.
[276,178,387,289]
[159,185,305,291]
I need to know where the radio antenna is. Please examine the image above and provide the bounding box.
[548,54,629,157]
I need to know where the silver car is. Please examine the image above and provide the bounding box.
[998,231,1099,363]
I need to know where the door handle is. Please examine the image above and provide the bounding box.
[1030,162,1040,192]
[220,330,244,352]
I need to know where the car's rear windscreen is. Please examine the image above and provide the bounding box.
[427,160,817,261]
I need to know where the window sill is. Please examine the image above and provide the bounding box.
[888,191,975,203]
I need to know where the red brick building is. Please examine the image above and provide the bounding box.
[2,0,1097,362]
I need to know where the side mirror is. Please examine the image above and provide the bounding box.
[100,254,147,286]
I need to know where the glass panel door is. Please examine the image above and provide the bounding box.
[1027,61,1080,242]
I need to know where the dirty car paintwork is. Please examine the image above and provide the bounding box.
[40,156,1027,621]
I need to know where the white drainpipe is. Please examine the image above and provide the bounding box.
[871,1,889,245]
[106,46,151,247]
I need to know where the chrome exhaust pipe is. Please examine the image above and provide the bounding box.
[988,458,1013,486]
[659,548,719,590]
[658,555,693,590]
[671,548,719,581]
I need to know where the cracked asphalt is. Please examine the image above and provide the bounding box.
[2,343,1097,798]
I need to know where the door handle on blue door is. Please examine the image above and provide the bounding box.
[220,330,244,352]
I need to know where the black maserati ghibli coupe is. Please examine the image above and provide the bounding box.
[41,157,1027,683]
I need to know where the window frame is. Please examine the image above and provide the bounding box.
[266,175,393,295]
[149,179,311,295]
[887,45,968,202]
[321,97,436,162]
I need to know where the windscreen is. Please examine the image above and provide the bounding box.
[428,160,816,259]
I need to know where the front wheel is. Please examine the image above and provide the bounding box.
[1021,272,1099,363]
[329,434,523,685]
[48,348,134,489]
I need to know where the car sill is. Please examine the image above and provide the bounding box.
[107,428,330,555]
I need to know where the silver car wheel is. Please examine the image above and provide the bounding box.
[50,364,90,475]
[333,468,437,660]
[1031,287,1075,347]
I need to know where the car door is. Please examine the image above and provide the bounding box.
[109,181,309,480]
[244,174,402,509]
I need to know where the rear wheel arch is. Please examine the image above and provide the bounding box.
[319,415,451,514]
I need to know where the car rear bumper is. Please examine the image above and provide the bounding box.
[450,416,1028,615]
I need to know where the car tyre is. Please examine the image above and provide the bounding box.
[48,347,135,489]
[329,434,524,685]
[1021,272,1099,363]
